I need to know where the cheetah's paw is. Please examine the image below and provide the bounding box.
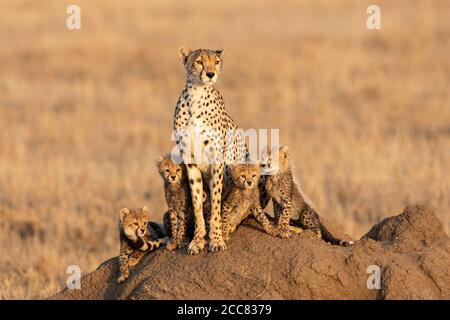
[176,239,187,249]
[222,232,231,242]
[166,239,178,251]
[117,273,128,284]
[208,238,227,252]
[187,238,206,255]
[278,228,292,239]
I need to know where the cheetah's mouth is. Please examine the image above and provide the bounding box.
[200,76,217,85]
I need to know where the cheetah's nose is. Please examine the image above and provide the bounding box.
[171,175,176,180]
[246,181,252,186]
[140,228,146,233]
[206,72,215,79]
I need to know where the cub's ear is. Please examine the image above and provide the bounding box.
[141,206,150,220]
[119,208,130,221]
[215,49,224,59]
[260,146,269,159]
[279,146,291,159]
[156,156,164,167]
[178,47,192,64]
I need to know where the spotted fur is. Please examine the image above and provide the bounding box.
[117,207,168,283]
[157,155,210,251]
[221,163,279,241]
[173,47,248,254]
[261,146,354,246]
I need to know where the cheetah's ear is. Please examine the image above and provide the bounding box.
[119,208,130,221]
[279,146,291,159]
[156,156,164,167]
[178,47,192,64]
[141,206,150,220]
[215,49,224,59]
[260,146,269,158]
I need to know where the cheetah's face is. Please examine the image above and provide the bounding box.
[260,146,291,175]
[157,156,184,184]
[119,207,150,240]
[232,163,260,189]
[178,47,224,85]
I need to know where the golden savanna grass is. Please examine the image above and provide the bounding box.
[0,0,449,299]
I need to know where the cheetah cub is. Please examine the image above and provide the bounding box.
[261,146,354,246]
[118,207,168,283]
[221,163,279,241]
[157,155,211,251]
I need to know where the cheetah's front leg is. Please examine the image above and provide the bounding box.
[258,175,272,209]
[208,163,227,252]
[220,200,234,242]
[164,209,178,251]
[117,243,131,283]
[252,205,279,237]
[186,164,207,255]
[276,201,294,239]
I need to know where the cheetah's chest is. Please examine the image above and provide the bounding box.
[228,189,258,226]
[175,87,226,169]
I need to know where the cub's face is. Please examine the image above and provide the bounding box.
[157,156,184,184]
[119,207,150,240]
[178,47,224,85]
[260,146,291,175]
[232,164,260,189]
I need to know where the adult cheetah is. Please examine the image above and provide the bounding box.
[172,47,248,254]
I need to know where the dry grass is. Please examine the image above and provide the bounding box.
[0,0,449,299]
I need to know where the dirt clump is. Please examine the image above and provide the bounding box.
[51,205,450,300]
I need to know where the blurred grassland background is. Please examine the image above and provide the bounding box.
[0,0,449,298]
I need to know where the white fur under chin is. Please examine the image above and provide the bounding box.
[124,228,138,241]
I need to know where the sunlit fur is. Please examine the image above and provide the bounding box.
[231,163,261,189]
[156,154,199,251]
[178,47,224,85]
[119,207,150,242]
[221,162,279,241]
[174,47,248,254]
[156,155,184,184]
[262,146,354,245]
[260,146,291,176]
[117,207,167,283]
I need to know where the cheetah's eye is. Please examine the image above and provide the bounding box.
[240,175,246,179]
[195,60,203,66]
[133,223,139,227]
[144,221,147,225]
[164,169,170,173]
[176,168,181,173]
[252,174,256,178]
[215,60,220,65]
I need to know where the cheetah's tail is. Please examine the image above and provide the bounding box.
[320,223,354,247]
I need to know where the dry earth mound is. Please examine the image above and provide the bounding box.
[52,205,450,299]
